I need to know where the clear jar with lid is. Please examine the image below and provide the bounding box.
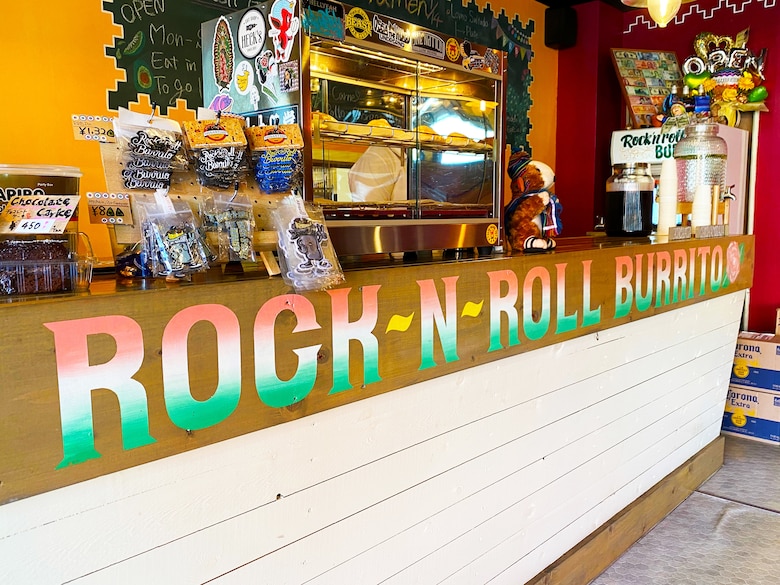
[673,122,727,202]
[604,163,655,237]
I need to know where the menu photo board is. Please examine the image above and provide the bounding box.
[611,49,683,129]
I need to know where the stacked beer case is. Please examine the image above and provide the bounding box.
[723,331,780,444]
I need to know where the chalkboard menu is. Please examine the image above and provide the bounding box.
[104,0,535,153]
[103,0,259,114]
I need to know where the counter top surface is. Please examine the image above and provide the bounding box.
[1,235,699,304]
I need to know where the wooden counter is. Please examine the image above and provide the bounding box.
[0,234,754,584]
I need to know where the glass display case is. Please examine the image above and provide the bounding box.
[202,2,506,256]
[304,8,505,256]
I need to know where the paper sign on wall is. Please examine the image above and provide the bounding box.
[71,114,116,142]
[86,192,133,225]
[0,195,80,234]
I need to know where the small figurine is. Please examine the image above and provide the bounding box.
[504,150,562,253]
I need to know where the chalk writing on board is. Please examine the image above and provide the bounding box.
[103,0,535,152]
[104,0,258,113]
[365,0,445,29]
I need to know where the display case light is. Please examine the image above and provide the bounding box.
[323,44,445,75]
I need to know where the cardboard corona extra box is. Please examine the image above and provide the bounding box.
[721,386,780,445]
[731,332,780,393]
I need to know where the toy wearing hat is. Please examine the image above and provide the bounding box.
[504,150,562,253]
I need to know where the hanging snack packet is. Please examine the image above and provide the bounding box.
[137,190,210,278]
[114,107,187,190]
[271,192,344,292]
[245,124,304,193]
[199,191,256,263]
[182,115,248,189]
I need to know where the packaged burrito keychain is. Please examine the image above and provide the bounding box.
[271,191,344,292]
[182,114,248,189]
[199,189,256,263]
[114,106,188,190]
[137,190,210,279]
[245,124,304,193]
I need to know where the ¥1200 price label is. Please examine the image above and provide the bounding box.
[86,192,134,226]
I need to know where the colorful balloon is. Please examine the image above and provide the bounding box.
[684,71,711,89]
[747,85,768,102]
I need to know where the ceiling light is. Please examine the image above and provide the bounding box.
[622,0,686,28]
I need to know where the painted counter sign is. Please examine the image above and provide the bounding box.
[0,236,753,503]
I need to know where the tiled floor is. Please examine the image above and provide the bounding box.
[590,435,780,585]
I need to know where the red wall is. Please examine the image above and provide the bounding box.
[555,3,625,236]
[556,0,779,332]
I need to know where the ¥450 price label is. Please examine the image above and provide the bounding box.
[86,192,134,226]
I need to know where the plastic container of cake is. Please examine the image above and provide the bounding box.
[0,231,95,296]
[0,237,77,296]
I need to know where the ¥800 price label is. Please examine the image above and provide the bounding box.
[86,192,134,226]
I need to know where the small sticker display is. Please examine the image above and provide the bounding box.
[246,124,303,193]
[199,192,256,263]
[202,4,303,117]
[114,108,188,190]
[137,194,211,279]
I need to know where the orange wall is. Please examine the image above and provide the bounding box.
[499,1,558,167]
[0,1,558,261]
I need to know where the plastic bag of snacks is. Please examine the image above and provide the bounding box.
[199,191,256,263]
[113,107,188,190]
[245,124,304,193]
[271,192,344,292]
[137,190,211,279]
[182,114,248,189]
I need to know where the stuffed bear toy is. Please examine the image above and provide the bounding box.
[504,150,562,253]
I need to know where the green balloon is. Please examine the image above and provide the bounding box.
[747,85,768,102]
[684,71,711,89]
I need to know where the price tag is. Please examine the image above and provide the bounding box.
[14,218,57,233]
[71,114,116,143]
[86,192,134,225]
[0,195,80,234]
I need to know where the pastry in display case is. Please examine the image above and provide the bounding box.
[201,1,506,257]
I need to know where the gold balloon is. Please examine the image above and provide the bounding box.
[694,32,733,60]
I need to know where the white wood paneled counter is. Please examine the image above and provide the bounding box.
[0,235,753,584]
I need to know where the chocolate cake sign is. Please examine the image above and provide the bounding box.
[0,194,80,234]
